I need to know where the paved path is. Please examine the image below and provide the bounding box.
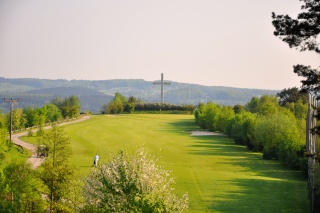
[12,115,91,168]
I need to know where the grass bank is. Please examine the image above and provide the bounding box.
[22,114,309,212]
[0,143,30,170]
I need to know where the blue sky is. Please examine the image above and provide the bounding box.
[0,0,318,90]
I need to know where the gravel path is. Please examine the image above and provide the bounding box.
[12,115,91,168]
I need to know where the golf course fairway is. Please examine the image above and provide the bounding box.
[26,114,310,212]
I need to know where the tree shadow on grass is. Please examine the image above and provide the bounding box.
[209,178,310,213]
[189,136,305,181]
[164,119,200,135]
[164,119,309,212]
[188,135,310,212]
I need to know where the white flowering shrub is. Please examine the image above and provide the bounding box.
[82,147,189,212]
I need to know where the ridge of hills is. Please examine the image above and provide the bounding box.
[0,77,279,113]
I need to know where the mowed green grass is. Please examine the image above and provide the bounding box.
[24,114,310,212]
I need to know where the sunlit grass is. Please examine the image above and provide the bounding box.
[0,143,31,170]
[21,114,309,212]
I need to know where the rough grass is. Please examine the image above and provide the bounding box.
[22,114,310,212]
[0,143,31,170]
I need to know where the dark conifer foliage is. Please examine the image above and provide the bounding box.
[272,0,320,94]
[276,87,308,106]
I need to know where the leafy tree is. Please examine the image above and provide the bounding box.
[125,95,137,113]
[183,104,196,114]
[245,96,260,113]
[254,112,304,168]
[293,98,308,120]
[272,0,320,93]
[11,108,26,131]
[205,102,221,131]
[229,111,256,149]
[217,106,235,134]
[43,103,63,123]
[233,104,245,114]
[50,97,64,108]
[0,161,45,212]
[114,92,127,103]
[36,107,47,126]
[38,125,76,212]
[83,147,189,212]
[258,95,278,116]
[103,92,127,114]
[23,106,40,128]
[60,95,81,119]
[275,98,307,123]
[105,99,124,114]
[52,96,80,119]
[133,102,194,113]
[194,103,207,129]
[0,113,8,144]
[245,95,279,116]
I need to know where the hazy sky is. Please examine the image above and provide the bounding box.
[0,0,319,90]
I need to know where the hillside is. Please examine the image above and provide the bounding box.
[0,77,278,113]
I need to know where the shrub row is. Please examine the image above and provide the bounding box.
[194,95,308,175]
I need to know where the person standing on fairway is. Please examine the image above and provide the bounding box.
[93,154,99,166]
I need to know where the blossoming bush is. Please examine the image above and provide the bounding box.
[82,147,189,212]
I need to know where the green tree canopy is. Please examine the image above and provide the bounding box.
[0,161,45,212]
[254,112,303,168]
[51,96,80,119]
[245,96,260,113]
[194,103,207,129]
[43,103,63,123]
[38,125,75,212]
[23,106,40,127]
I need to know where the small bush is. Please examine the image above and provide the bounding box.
[83,147,189,212]
[28,129,33,137]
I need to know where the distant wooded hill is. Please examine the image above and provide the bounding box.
[0,77,278,113]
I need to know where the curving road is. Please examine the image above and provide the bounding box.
[12,115,91,168]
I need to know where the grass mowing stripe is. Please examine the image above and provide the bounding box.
[21,114,309,212]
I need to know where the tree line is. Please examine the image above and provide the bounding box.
[194,87,309,171]
[0,95,81,144]
[194,86,320,210]
[101,92,195,114]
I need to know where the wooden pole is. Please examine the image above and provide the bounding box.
[307,93,317,212]
[3,98,19,142]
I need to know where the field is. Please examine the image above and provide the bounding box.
[22,114,310,212]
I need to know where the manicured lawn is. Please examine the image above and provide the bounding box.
[22,114,310,212]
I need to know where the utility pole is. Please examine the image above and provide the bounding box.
[4,98,19,143]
